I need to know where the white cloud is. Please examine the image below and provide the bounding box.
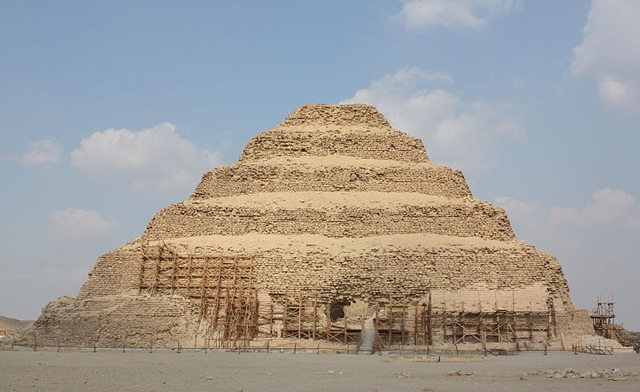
[550,188,640,229]
[341,67,524,173]
[390,0,517,30]
[489,191,640,330]
[70,123,221,192]
[572,0,640,112]
[4,139,63,167]
[493,196,537,219]
[47,208,120,242]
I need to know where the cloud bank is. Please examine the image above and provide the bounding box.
[550,188,640,229]
[47,208,120,243]
[572,0,640,112]
[341,67,524,174]
[494,188,640,327]
[391,0,517,30]
[70,123,221,192]
[5,139,63,167]
[495,188,640,237]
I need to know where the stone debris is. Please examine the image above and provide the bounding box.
[391,371,414,378]
[527,368,638,381]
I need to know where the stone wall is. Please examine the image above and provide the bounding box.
[11,295,202,348]
[427,284,551,313]
[556,309,595,336]
[151,238,571,311]
[77,241,142,299]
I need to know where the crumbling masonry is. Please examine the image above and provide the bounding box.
[16,104,594,350]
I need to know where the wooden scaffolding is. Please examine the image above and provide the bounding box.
[374,294,555,349]
[139,243,258,343]
[267,293,361,345]
[590,295,615,339]
[376,295,415,346]
[432,309,554,345]
[589,296,634,347]
[138,249,557,350]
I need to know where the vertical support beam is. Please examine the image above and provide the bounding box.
[326,303,331,340]
[170,253,178,295]
[153,253,161,296]
[312,294,317,340]
[427,291,432,346]
[387,294,392,347]
[401,297,406,346]
[298,292,302,339]
[252,288,259,340]
[481,330,486,352]
[200,261,209,319]
[343,317,348,345]
[138,244,147,295]
[269,301,274,337]
[283,298,289,339]
[374,307,379,346]
[413,304,420,346]
[186,255,193,297]
[497,314,501,343]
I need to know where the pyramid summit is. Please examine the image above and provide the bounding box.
[13,104,593,350]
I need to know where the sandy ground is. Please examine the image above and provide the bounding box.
[1,348,638,392]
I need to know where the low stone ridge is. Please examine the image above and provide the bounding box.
[0,316,33,337]
[11,104,594,350]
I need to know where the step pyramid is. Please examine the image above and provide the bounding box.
[15,104,593,349]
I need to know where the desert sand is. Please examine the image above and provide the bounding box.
[1,348,638,392]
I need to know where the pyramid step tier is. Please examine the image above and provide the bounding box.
[192,157,471,199]
[278,104,393,129]
[132,233,569,310]
[143,192,514,241]
[239,128,430,164]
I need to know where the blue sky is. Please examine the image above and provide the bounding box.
[1,0,639,330]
